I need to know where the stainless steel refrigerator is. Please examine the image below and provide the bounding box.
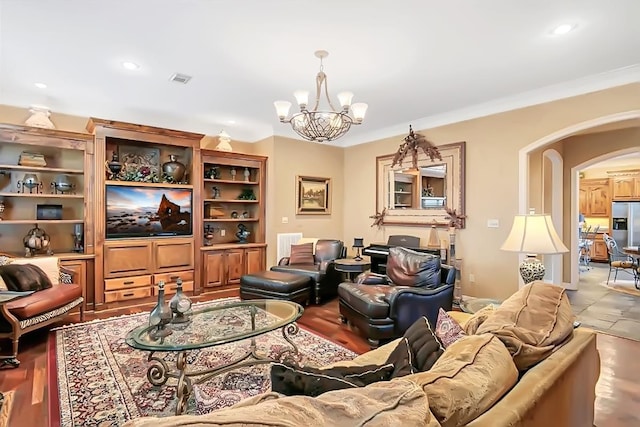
[612,202,640,248]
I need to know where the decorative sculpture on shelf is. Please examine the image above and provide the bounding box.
[236,223,250,243]
[369,208,387,228]
[23,224,52,257]
[106,152,123,179]
[391,125,442,169]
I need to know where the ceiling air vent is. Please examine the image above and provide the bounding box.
[169,73,192,84]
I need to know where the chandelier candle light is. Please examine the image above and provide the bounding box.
[274,50,368,142]
[500,211,569,284]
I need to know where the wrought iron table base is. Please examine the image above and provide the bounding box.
[145,321,300,415]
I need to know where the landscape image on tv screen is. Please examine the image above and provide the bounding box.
[106,185,192,238]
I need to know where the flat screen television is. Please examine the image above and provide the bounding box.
[106,185,193,239]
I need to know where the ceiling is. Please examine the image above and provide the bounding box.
[1,0,639,146]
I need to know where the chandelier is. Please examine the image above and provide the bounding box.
[274,50,368,142]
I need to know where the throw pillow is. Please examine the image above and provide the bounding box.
[289,243,315,265]
[435,308,467,348]
[385,316,444,378]
[0,263,53,292]
[270,362,394,397]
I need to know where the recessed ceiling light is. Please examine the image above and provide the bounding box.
[551,24,575,35]
[227,120,236,125]
[122,61,140,70]
[34,82,47,89]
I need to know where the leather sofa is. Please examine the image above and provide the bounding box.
[0,254,84,367]
[270,239,346,304]
[338,247,455,348]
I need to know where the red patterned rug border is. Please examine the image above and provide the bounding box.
[47,330,60,427]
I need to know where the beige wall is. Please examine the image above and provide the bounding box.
[3,82,640,299]
[344,83,640,299]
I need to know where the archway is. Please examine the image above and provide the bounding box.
[542,149,563,285]
[518,110,640,289]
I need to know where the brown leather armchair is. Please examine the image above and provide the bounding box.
[338,247,455,348]
[270,239,346,304]
[0,254,84,368]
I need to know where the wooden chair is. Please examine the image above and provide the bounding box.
[0,253,84,368]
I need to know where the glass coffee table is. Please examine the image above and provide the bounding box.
[126,299,303,415]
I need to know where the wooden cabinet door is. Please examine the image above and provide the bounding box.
[204,251,224,287]
[154,239,194,272]
[226,249,244,285]
[579,186,588,215]
[588,184,610,217]
[592,239,608,261]
[104,241,152,277]
[612,177,635,200]
[60,259,86,310]
[245,248,264,274]
[635,178,640,198]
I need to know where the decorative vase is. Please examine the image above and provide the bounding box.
[169,278,193,323]
[244,168,250,182]
[51,174,75,194]
[162,154,186,182]
[230,167,237,181]
[0,199,4,220]
[106,152,123,179]
[149,281,173,339]
[24,105,56,129]
[23,224,52,257]
[17,173,42,194]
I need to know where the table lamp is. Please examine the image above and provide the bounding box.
[353,238,364,261]
[500,212,568,284]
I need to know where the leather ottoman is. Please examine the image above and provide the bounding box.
[240,271,311,305]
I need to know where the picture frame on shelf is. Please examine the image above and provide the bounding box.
[118,145,161,179]
[296,175,331,215]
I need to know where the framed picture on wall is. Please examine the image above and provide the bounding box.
[296,175,331,215]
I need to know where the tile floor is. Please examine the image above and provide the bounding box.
[568,262,640,341]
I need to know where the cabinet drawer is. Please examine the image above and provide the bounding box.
[105,275,152,291]
[104,287,151,303]
[157,281,194,296]
[154,270,194,285]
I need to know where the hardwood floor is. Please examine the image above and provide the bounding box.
[0,297,638,426]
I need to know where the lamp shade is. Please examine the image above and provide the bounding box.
[501,214,569,254]
[353,237,364,248]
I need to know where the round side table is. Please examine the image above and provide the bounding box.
[334,258,371,282]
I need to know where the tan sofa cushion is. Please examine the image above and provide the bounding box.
[406,333,518,427]
[462,304,496,335]
[473,281,574,371]
[122,379,442,427]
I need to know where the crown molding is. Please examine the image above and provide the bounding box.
[337,64,640,148]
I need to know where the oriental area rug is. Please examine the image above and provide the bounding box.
[50,298,358,427]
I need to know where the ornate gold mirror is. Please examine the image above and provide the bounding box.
[375,141,466,227]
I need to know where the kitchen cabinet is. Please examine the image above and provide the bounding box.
[611,176,640,201]
[579,179,611,217]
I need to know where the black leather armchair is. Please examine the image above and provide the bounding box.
[270,239,346,304]
[338,246,455,348]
